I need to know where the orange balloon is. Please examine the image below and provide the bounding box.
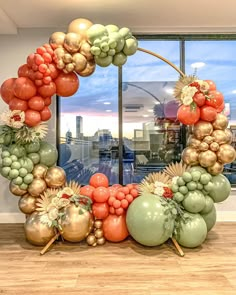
[37,81,56,98]
[13,77,37,100]
[102,213,129,242]
[40,106,52,121]
[24,109,41,127]
[54,72,79,97]
[0,78,16,104]
[18,64,31,78]
[9,97,28,111]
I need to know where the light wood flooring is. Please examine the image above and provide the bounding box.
[0,222,235,295]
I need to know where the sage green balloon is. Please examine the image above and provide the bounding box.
[208,174,231,202]
[200,195,214,214]
[189,166,207,174]
[25,141,40,153]
[19,157,34,173]
[126,193,174,246]
[28,152,40,165]
[8,144,26,158]
[113,52,127,66]
[95,55,112,67]
[38,141,58,167]
[87,24,107,43]
[201,205,216,232]
[175,212,207,248]
[182,190,206,213]
[123,38,138,56]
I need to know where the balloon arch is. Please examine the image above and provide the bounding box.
[0,18,235,255]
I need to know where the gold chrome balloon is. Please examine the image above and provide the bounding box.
[28,178,47,197]
[68,18,93,40]
[225,128,233,144]
[18,194,36,214]
[198,150,217,168]
[207,162,224,175]
[199,142,209,151]
[63,53,73,63]
[212,130,228,145]
[80,41,94,61]
[217,144,236,164]
[212,113,228,130]
[181,147,199,166]
[193,121,213,140]
[187,136,201,149]
[94,229,103,239]
[97,237,106,245]
[86,234,96,246]
[9,181,27,196]
[59,203,93,243]
[73,52,87,73]
[44,166,66,188]
[32,164,48,179]
[203,136,214,145]
[210,142,220,152]
[78,60,96,77]
[63,32,82,53]
[49,32,66,49]
[24,212,55,246]
[94,220,103,229]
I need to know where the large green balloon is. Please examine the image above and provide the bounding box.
[38,141,58,167]
[201,205,216,232]
[175,212,207,248]
[25,141,40,153]
[182,190,206,213]
[126,193,174,246]
[208,174,231,202]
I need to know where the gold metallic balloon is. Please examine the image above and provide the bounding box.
[54,47,67,59]
[217,144,236,164]
[63,53,73,63]
[94,229,103,239]
[44,166,66,188]
[86,234,96,246]
[59,203,93,242]
[97,237,106,245]
[63,32,81,53]
[49,32,66,49]
[181,147,199,166]
[207,162,224,176]
[198,150,217,168]
[212,113,228,130]
[94,220,103,229]
[65,63,75,73]
[212,130,228,145]
[18,194,36,214]
[24,212,55,246]
[80,41,94,61]
[199,142,209,151]
[9,181,27,196]
[210,142,220,152]
[203,136,214,145]
[72,52,87,73]
[28,178,47,197]
[193,121,213,140]
[68,18,93,40]
[32,164,48,179]
[225,128,233,144]
[78,60,96,77]
[187,136,201,149]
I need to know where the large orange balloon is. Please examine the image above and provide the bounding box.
[0,78,16,104]
[54,72,79,97]
[9,97,28,111]
[102,213,129,242]
[13,77,37,100]
[18,64,30,78]
[40,106,52,121]
[24,109,41,127]
[37,82,56,98]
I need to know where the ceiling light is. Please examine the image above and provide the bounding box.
[191,62,206,68]
[142,114,149,117]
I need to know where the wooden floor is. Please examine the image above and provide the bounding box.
[0,223,235,295]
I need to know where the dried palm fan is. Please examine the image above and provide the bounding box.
[36,189,58,215]
[139,172,171,193]
[64,180,81,195]
[163,161,189,179]
[174,75,197,102]
[15,123,48,144]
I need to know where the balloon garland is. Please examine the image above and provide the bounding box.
[0,18,235,255]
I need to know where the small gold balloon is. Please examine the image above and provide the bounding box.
[32,164,48,179]
[198,150,217,168]
[225,128,233,144]
[72,52,87,73]
[193,121,213,140]
[217,144,236,164]
[203,136,214,145]
[212,113,228,130]
[44,166,66,188]
[68,18,93,40]
[92,242,97,247]
[54,47,66,59]
[9,181,27,196]
[78,60,96,77]
[28,178,47,197]
[63,53,73,63]
[86,234,97,246]
[199,142,209,151]
[94,229,103,239]
[24,212,55,246]
[97,237,106,245]
[80,41,94,61]
[63,32,82,53]
[94,220,103,229]
[65,63,75,72]
[212,130,228,145]
[18,194,36,214]
[49,32,66,49]
[181,147,199,166]
[207,162,224,175]
[187,136,201,149]
[210,142,220,152]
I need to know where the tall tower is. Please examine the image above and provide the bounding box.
[76,116,83,139]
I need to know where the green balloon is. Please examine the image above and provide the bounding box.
[87,24,108,43]
[175,212,207,248]
[8,144,26,158]
[106,24,119,33]
[95,55,112,67]
[123,38,138,56]
[182,190,206,213]
[9,169,19,179]
[189,166,207,174]
[11,161,21,170]
[28,152,40,165]
[24,173,34,184]
[200,195,214,214]
[2,157,12,167]
[1,150,10,158]
[19,157,34,173]
[113,52,127,66]
[0,166,11,177]
[39,141,58,167]
[208,174,231,202]
[25,141,40,153]
[126,194,174,246]
[13,176,23,185]
[201,205,216,232]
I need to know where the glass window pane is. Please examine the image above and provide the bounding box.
[58,66,119,185]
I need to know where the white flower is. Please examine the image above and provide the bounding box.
[40,214,53,227]
[57,198,70,208]
[154,186,165,197]
[0,110,25,128]
[182,96,193,106]
[57,187,74,199]
[154,181,166,188]
[181,85,198,105]
[172,176,179,185]
[51,197,60,208]
[48,207,59,221]
[195,80,209,93]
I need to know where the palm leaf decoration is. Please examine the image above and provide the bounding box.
[163,161,189,179]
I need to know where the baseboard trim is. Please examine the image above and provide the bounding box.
[0,211,235,223]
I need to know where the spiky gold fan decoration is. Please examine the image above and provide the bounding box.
[163,161,189,179]
[36,189,57,215]
[15,123,48,144]
[139,172,171,193]
[174,75,197,102]
[64,181,81,195]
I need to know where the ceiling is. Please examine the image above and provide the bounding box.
[1,0,236,35]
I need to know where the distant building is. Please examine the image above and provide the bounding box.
[65,130,72,144]
[76,116,83,139]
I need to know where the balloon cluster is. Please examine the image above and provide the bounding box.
[87,24,138,67]
[86,219,106,246]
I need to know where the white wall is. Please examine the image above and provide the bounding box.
[0,28,235,222]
